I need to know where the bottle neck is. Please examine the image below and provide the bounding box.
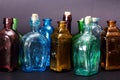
[84,23,92,34]
[30,20,40,32]
[43,20,51,26]
[4,24,12,29]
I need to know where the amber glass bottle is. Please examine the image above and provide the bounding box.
[0,18,20,71]
[101,20,120,70]
[50,21,72,72]
[100,26,108,68]
[63,11,72,33]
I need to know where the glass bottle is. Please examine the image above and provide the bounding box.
[12,18,22,65]
[72,18,84,42]
[91,17,102,39]
[12,18,22,38]
[100,26,108,69]
[39,18,54,66]
[104,20,120,70]
[0,18,20,72]
[73,16,100,76]
[50,21,72,72]
[63,11,72,33]
[20,13,48,72]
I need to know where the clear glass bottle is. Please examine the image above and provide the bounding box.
[20,14,48,72]
[73,16,100,76]
[39,18,54,66]
[63,11,72,33]
[104,20,120,70]
[91,17,102,39]
[0,18,20,71]
[50,21,72,72]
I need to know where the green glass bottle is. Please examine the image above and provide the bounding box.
[72,18,84,42]
[12,18,22,65]
[73,16,100,76]
[12,18,22,38]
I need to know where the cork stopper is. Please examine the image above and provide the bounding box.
[31,13,39,21]
[84,16,91,25]
[64,11,71,16]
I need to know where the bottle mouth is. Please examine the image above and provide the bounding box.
[3,17,13,24]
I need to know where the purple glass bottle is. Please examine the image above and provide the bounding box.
[0,18,20,72]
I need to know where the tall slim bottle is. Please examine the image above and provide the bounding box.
[50,21,72,72]
[103,20,120,70]
[20,14,48,72]
[12,18,22,38]
[0,18,20,71]
[39,18,54,66]
[73,16,100,76]
[63,11,72,33]
[12,18,22,65]
[72,18,84,42]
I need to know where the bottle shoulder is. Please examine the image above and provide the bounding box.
[22,32,48,44]
[0,28,19,40]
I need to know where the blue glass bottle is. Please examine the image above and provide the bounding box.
[39,18,54,66]
[91,17,102,39]
[73,16,100,76]
[20,14,48,72]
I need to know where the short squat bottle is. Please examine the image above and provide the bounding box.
[39,18,54,66]
[102,20,120,70]
[50,21,72,72]
[0,18,20,71]
[73,16,100,76]
[20,14,48,72]
[63,11,72,33]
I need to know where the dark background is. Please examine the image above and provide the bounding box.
[0,0,120,34]
[0,0,120,80]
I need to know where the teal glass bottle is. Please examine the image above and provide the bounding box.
[91,17,102,39]
[73,16,100,76]
[72,18,84,42]
[20,14,48,72]
[39,18,54,66]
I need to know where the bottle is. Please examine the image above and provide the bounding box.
[63,11,72,33]
[73,16,100,76]
[12,18,22,65]
[39,18,54,66]
[12,18,22,38]
[50,21,72,72]
[103,20,120,70]
[0,18,20,72]
[20,14,48,72]
[91,17,102,39]
[100,26,108,69]
[72,18,84,42]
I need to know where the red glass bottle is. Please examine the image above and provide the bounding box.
[63,11,72,33]
[0,18,20,72]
